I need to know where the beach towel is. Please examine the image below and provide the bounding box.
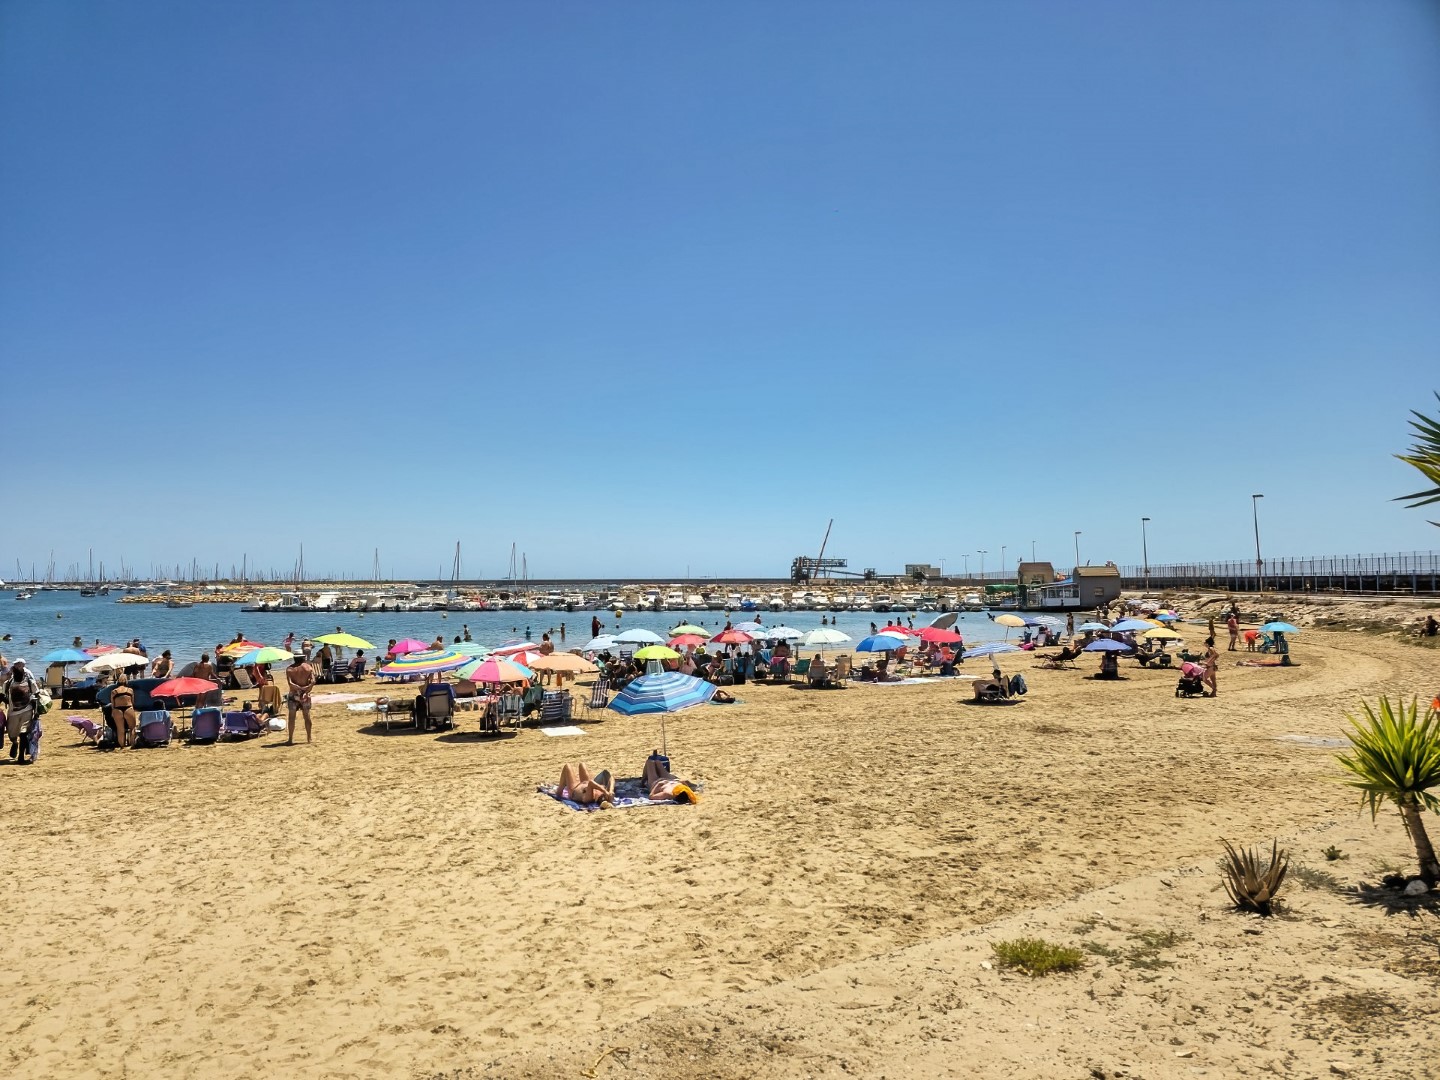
[311,692,369,704]
[537,776,703,812]
[539,725,586,737]
[345,702,378,712]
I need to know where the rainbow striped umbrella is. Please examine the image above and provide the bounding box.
[376,649,472,677]
[456,657,532,683]
[235,646,297,666]
[608,672,716,716]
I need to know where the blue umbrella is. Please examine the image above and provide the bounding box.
[962,642,1021,659]
[856,634,906,652]
[41,648,92,664]
[1076,622,1109,632]
[1109,619,1153,633]
[1084,639,1129,652]
[608,672,717,716]
[1259,622,1299,634]
[1153,613,1180,622]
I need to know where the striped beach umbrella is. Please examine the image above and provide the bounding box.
[235,646,297,666]
[456,657,532,683]
[450,641,491,657]
[962,642,1021,659]
[607,672,716,716]
[377,649,472,677]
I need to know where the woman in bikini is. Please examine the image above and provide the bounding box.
[1202,637,1219,697]
[110,674,138,748]
[642,753,699,803]
[558,763,614,807]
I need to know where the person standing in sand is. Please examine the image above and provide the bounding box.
[1202,637,1219,697]
[1226,613,1239,651]
[285,654,316,744]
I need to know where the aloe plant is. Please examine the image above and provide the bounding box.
[1395,392,1440,525]
[1220,839,1289,915]
[1336,697,1440,885]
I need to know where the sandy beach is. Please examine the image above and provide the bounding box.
[3,618,1438,1079]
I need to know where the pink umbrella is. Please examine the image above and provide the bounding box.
[711,629,753,645]
[917,627,963,644]
[390,638,431,655]
[460,658,531,684]
[668,634,706,647]
[491,641,538,656]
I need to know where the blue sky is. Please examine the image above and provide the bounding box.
[2,1,1438,580]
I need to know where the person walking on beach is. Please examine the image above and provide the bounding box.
[285,654,316,745]
[1226,613,1239,651]
[1066,613,1074,640]
[1202,637,1219,697]
[3,659,39,762]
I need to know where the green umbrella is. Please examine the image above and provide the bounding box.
[669,624,708,637]
[235,646,297,666]
[315,632,376,649]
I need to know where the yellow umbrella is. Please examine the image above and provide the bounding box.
[315,632,376,650]
[1142,627,1183,640]
[633,645,680,661]
[993,613,1027,628]
[529,653,598,673]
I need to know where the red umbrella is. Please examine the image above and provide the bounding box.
[918,627,963,644]
[151,677,220,698]
[881,624,918,636]
[668,634,706,647]
[711,629,754,645]
[84,644,119,656]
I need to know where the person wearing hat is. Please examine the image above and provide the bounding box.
[3,659,40,763]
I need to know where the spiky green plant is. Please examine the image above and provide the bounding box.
[1220,839,1290,915]
[1336,697,1440,885]
[1395,392,1440,525]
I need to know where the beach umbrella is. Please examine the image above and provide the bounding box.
[235,646,296,666]
[733,621,765,633]
[1141,627,1183,641]
[84,644,119,656]
[928,613,959,630]
[150,676,220,698]
[615,628,665,645]
[456,657,532,683]
[314,632,376,650]
[85,652,149,673]
[800,628,851,647]
[1153,613,1179,622]
[581,635,619,652]
[41,648,91,664]
[528,653,597,674]
[918,627,963,644]
[669,624,708,637]
[993,613,1027,628]
[880,624,917,636]
[607,671,717,716]
[856,634,906,653]
[491,640,539,656]
[962,642,1021,659]
[1076,622,1109,632]
[668,634,707,647]
[711,629,754,645]
[634,645,681,661]
[376,649,472,677]
[1109,619,1153,633]
[390,638,432,655]
[758,626,804,640]
[1084,639,1129,652]
[219,640,264,657]
[1259,622,1299,634]
[450,641,491,656]
[1025,615,1065,630]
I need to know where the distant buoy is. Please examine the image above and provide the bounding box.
[57,613,63,618]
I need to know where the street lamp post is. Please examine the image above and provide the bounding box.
[1001,545,1007,581]
[1074,531,1082,567]
[1031,539,1036,561]
[978,549,987,583]
[962,554,969,581]
[1141,517,1151,594]
[1252,494,1264,593]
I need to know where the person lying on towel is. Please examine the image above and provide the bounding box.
[558,763,614,808]
[643,752,700,803]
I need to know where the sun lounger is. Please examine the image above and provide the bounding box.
[231,666,254,690]
[376,696,414,731]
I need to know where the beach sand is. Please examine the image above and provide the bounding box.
[2,626,1437,1078]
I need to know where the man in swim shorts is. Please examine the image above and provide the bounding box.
[285,654,316,744]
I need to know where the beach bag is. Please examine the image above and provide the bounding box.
[36,689,53,715]
[1009,673,1028,696]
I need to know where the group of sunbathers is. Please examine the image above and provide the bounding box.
[555,752,699,809]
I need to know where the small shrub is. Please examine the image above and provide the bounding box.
[1221,839,1290,916]
[1323,846,1346,862]
[991,937,1084,976]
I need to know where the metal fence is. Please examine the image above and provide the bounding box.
[1115,550,1440,594]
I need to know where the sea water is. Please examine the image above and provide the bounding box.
[0,591,1022,663]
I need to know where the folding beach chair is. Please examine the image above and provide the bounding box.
[376,697,413,731]
[790,658,810,683]
[582,679,610,719]
[67,715,103,745]
[190,707,222,744]
[135,710,173,748]
[498,693,524,727]
[830,655,852,686]
[540,691,571,725]
[423,687,456,731]
[221,710,262,739]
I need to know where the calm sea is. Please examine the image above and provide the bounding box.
[1,591,1018,662]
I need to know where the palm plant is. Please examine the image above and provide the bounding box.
[1394,392,1440,525]
[1336,697,1440,885]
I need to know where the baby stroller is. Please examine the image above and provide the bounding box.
[1175,661,1205,698]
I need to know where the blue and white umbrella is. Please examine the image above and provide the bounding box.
[800,628,851,648]
[1076,622,1110,632]
[1153,613,1180,622]
[1024,615,1065,629]
[1259,622,1299,634]
[962,642,1021,659]
[608,672,717,716]
[733,621,766,633]
[581,635,620,652]
[756,625,804,640]
[1084,639,1130,652]
[614,628,666,645]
